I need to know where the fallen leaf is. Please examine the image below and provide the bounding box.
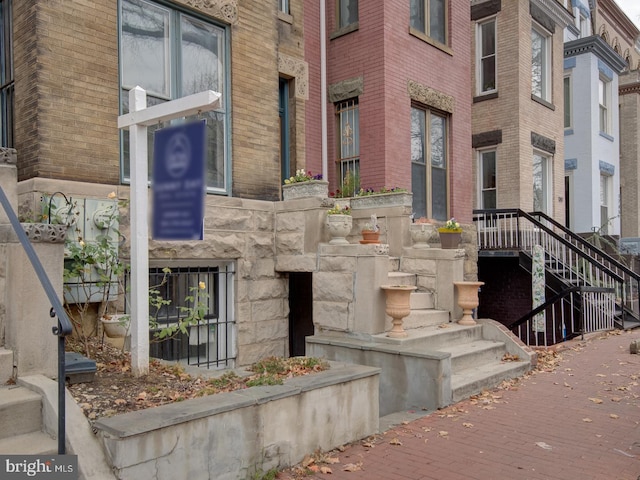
[325,457,340,464]
[389,438,403,446]
[582,418,593,423]
[343,463,362,472]
[439,431,449,437]
[535,442,552,450]
[463,422,474,428]
[308,465,320,473]
[301,455,314,467]
[596,374,606,377]
[320,466,333,474]
[362,442,374,448]
[589,397,603,404]
[114,398,126,406]
[610,414,619,419]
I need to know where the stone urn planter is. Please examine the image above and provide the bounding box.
[410,222,435,248]
[453,282,484,325]
[101,314,130,338]
[282,180,329,200]
[381,285,417,338]
[326,214,353,245]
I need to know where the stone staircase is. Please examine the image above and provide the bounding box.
[0,347,56,454]
[383,271,531,403]
[0,384,57,454]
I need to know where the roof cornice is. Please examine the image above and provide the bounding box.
[529,0,574,28]
[564,35,628,73]
[619,82,640,95]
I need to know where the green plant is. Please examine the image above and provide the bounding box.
[283,169,322,184]
[356,186,408,196]
[332,170,360,198]
[327,203,351,215]
[248,468,278,480]
[438,217,462,233]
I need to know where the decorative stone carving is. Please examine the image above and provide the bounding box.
[531,132,556,154]
[328,77,364,103]
[0,147,17,165]
[408,80,454,113]
[21,223,67,244]
[180,0,238,25]
[278,54,309,100]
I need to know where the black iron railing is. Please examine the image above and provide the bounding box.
[0,186,72,454]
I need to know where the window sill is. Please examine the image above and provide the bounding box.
[531,95,555,111]
[330,22,359,40]
[599,131,614,142]
[473,92,498,103]
[408,27,452,56]
[277,10,293,24]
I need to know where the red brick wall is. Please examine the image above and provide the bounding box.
[478,257,532,324]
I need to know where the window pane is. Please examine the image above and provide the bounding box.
[411,107,425,164]
[412,162,427,218]
[481,56,496,92]
[410,0,425,32]
[483,190,496,209]
[481,151,496,209]
[564,77,571,128]
[180,15,224,99]
[430,113,445,169]
[533,153,547,212]
[481,21,495,57]
[480,20,495,92]
[431,167,447,220]
[339,0,358,28]
[531,28,546,99]
[429,0,446,44]
[121,0,170,97]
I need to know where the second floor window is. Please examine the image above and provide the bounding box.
[599,77,610,134]
[564,76,572,129]
[531,25,551,102]
[410,0,447,45]
[477,18,496,94]
[337,0,358,29]
[279,0,289,15]
[119,0,229,193]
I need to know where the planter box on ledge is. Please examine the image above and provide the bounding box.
[282,180,329,200]
[93,362,380,480]
[350,192,412,209]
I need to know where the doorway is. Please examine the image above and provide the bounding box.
[288,272,314,356]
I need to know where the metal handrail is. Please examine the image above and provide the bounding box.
[0,186,72,454]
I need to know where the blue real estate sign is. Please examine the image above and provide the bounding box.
[152,120,206,240]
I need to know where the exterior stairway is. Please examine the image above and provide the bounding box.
[308,268,534,416]
[0,347,56,455]
[384,271,531,403]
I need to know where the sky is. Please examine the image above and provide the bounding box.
[616,0,640,30]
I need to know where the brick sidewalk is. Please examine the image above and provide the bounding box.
[278,330,640,480]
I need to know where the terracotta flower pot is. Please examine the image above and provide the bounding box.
[360,230,380,244]
[438,230,462,249]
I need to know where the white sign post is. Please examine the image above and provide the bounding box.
[118,86,221,375]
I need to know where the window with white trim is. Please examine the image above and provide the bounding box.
[533,151,551,214]
[564,75,572,129]
[598,76,610,134]
[479,150,496,209]
[0,0,13,148]
[477,18,497,95]
[600,174,610,234]
[410,0,447,45]
[119,0,229,193]
[411,106,448,220]
[531,24,551,102]
[279,0,289,14]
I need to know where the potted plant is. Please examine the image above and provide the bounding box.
[282,169,327,200]
[360,214,380,244]
[438,218,463,249]
[410,217,435,248]
[325,203,352,245]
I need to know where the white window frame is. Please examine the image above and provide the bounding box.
[600,174,611,234]
[599,76,610,134]
[533,150,551,214]
[476,17,497,95]
[478,149,497,209]
[279,0,289,14]
[564,75,572,129]
[531,24,552,102]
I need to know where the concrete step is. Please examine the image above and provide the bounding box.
[373,323,483,350]
[441,340,507,373]
[0,348,12,385]
[389,309,449,330]
[388,256,400,273]
[451,360,530,403]
[385,271,416,286]
[0,386,43,440]
[0,431,57,455]
[410,291,434,310]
